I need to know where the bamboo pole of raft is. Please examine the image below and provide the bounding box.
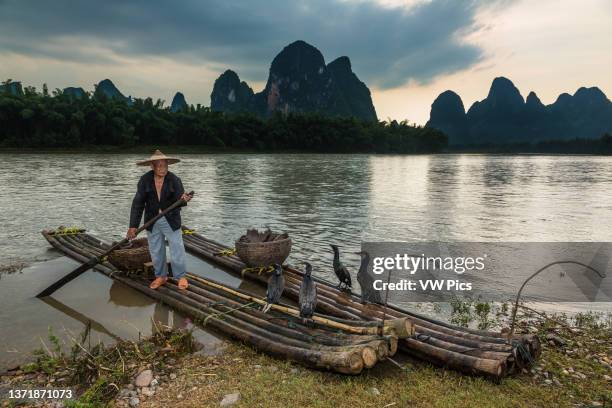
[44,233,365,374]
[51,232,515,378]
[412,334,512,361]
[401,339,507,378]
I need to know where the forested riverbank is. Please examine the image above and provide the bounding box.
[0,87,447,153]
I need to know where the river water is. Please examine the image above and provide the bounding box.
[1,153,611,370]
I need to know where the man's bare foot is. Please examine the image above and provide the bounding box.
[178,277,189,290]
[150,277,168,289]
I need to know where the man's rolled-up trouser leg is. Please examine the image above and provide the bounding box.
[147,219,168,278]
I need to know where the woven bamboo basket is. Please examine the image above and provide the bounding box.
[107,238,151,271]
[235,235,292,267]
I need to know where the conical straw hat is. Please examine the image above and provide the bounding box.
[136,149,181,166]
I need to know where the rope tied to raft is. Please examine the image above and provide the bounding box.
[182,228,195,235]
[241,265,275,277]
[51,226,84,236]
[214,248,236,257]
[202,301,257,326]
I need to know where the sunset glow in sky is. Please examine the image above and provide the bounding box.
[1,0,610,124]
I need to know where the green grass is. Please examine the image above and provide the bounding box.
[2,309,610,407]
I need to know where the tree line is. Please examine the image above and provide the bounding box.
[0,81,447,153]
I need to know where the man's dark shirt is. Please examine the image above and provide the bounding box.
[129,170,185,231]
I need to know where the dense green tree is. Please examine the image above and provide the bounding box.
[0,86,447,153]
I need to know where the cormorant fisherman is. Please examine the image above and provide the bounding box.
[330,244,352,290]
[355,250,382,304]
[263,263,285,313]
[127,150,192,291]
[299,262,317,319]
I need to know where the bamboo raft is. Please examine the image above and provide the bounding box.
[181,228,541,379]
[42,229,413,375]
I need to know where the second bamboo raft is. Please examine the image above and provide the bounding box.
[181,227,541,379]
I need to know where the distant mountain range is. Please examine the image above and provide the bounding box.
[5,45,611,142]
[44,41,377,121]
[210,40,377,121]
[426,77,612,145]
[55,79,187,112]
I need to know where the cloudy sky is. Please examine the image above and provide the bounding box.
[1,0,610,124]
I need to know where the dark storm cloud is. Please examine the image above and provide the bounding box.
[0,0,505,89]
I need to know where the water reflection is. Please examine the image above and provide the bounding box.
[481,156,515,188]
[0,256,224,371]
[40,296,122,342]
[108,280,155,307]
[424,155,460,240]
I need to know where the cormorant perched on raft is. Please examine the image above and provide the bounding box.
[355,250,382,304]
[299,262,317,319]
[330,244,352,290]
[262,263,284,313]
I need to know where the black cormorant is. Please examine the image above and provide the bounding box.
[330,244,352,290]
[263,263,285,313]
[299,262,317,318]
[355,250,382,304]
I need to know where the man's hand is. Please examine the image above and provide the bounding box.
[126,228,137,240]
[181,192,193,202]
